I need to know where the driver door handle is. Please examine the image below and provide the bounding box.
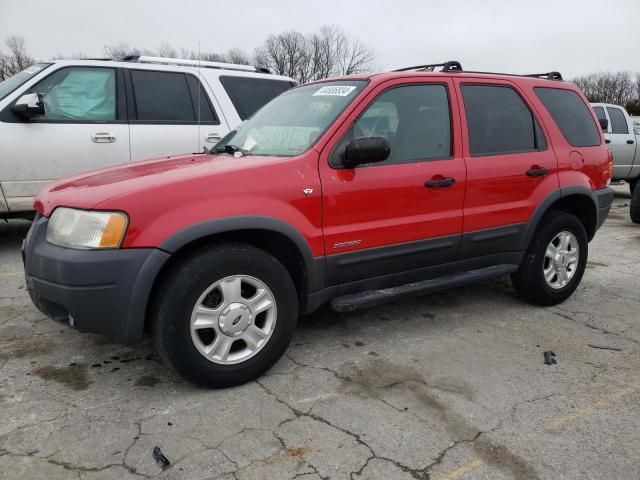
[526,166,548,177]
[425,177,455,188]
[206,133,222,143]
[91,132,116,143]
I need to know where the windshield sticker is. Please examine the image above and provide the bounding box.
[24,66,43,75]
[313,85,357,97]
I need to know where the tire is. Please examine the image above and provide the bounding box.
[629,179,638,196]
[151,243,298,387]
[630,181,640,224]
[511,211,588,306]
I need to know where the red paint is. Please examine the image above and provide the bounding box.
[33,71,610,257]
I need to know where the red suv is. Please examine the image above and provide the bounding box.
[23,61,614,387]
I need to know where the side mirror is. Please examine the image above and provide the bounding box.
[598,118,608,132]
[343,136,390,168]
[11,93,45,119]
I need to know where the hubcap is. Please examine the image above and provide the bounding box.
[543,231,579,290]
[190,275,277,365]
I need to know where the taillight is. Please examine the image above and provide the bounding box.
[604,149,613,186]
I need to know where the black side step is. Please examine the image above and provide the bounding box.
[331,264,519,312]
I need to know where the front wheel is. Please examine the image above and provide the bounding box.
[151,243,298,387]
[512,212,588,306]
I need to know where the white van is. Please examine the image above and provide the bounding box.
[0,56,295,217]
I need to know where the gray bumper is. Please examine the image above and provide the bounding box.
[595,187,614,231]
[22,215,170,343]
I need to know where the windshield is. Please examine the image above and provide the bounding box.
[0,64,51,102]
[215,80,367,157]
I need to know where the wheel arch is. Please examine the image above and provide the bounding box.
[144,217,324,331]
[522,187,599,250]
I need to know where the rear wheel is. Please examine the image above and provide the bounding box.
[630,181,640,224]
[512,211,588,306]
[629,179,638,196]
[152,243,298,387]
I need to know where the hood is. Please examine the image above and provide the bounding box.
[34,153,286,216]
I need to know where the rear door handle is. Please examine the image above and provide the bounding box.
[605,139,611,144]
[526,166,548,177]
[206,133,222,143]
[425,177,455,188]
[627,139,635,145]
[91,132,116,143]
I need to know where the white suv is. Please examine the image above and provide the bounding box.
[0,56,295,217]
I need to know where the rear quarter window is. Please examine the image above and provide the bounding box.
[534,87,600,147]
[219,76,294,120]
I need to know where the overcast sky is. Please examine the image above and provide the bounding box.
[1,0,638,79]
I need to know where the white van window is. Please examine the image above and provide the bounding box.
[30,67,116,121]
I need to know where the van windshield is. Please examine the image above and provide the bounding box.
[0,64,51,101]
[215,80,367,157]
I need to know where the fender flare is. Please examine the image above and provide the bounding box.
[520,186,599,250]
[158,215,325,292]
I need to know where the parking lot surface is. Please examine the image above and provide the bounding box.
[1,189,639,480]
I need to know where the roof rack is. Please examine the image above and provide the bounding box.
[121,55,271,74]
[392,61,563,81]
[393,61,463,72]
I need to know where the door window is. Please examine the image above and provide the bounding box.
[185,75,219,124]
[592,106,607,123]
[219,76,294,120]
[534,87,600,147]
[333,84,451,166]
[462,84,546,156]
[29,67,116,121]
[606,107,629,134]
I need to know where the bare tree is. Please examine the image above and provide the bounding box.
[0,35,35,80]
[572,72,636,106]
[255,25,376,83]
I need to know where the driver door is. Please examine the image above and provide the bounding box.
[319,78,466,289]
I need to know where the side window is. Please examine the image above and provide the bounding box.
[219,76,294,120]
[461,84,546,156]
[29,67,116,121]
[131,70,195,122]
[606,107,629,134]
[185,75,219,124]
[592,106,607,123]
[534,87,600,147]
[333,84,451,166]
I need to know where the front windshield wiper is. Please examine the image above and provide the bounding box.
[214,144,250,157]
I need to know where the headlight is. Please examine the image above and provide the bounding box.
[46,208,128,249]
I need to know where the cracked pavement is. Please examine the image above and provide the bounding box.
[1,186,639,480]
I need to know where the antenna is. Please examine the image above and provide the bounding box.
[197,42,202,153]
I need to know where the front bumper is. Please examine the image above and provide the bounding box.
[595,187,614,231]
[22,215,170,343]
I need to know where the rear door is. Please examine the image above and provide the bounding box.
[319,77,466,288]
[605,105,636,178]
[0,65,130,211]
[455,79,558,258]
[127,69,228,160]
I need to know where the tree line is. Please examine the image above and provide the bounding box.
[571,72,640,115]
[2,31,639,115]
[0,25,376,84]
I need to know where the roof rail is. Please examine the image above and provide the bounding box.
[121,55,270,74]
[392,61,563,81]
[393,61,463,72]
[523,71,563,80]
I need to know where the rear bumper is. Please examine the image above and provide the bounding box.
[22,215,170,343]
[595,187,614,231]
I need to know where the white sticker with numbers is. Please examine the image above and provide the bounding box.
[313,85,357,97]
